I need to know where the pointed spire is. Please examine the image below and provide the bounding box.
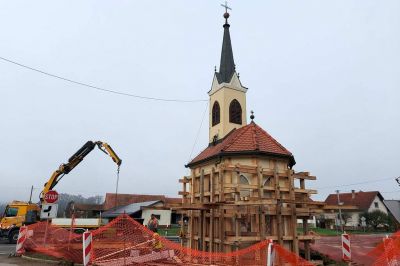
[217,2,235,84]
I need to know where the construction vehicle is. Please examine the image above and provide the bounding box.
[0,141,121,243]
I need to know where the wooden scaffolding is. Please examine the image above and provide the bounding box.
[177,159,324,259]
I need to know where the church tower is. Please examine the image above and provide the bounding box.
[180,4,321,259]
[209,10,247,143]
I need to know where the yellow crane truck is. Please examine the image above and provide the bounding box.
[0,141,121,243]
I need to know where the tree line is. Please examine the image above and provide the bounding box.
[0,194,103,217]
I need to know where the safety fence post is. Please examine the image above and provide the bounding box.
[15,226,27,255]
[266,239,274,266]
[83,230,92,266]
[341,232,351,262]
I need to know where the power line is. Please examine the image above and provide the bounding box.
[0,56,207,103]
[188,102,209,161]
[380,190,400,194]
[316,176,395,190]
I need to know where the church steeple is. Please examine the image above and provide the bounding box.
[217,12,235,84]
[208,3,248,143]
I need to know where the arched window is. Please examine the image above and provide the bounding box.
[239,174,251,198]
[212,101,220,126]
[229,99,242,124]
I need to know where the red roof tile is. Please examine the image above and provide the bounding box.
[325,191,383,211]
[103,193,181,210]
[188,122,294,167]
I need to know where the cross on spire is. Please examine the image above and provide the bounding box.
[221,1,232,24]
[221,1,232,13]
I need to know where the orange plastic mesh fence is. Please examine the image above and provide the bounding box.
[23,219,83,263]
[368,231,400,265]
[273,244,314,266]
[24,214,312,265]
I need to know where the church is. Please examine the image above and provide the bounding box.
[178,7,323,259]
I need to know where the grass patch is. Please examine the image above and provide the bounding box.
[158,227,181,236]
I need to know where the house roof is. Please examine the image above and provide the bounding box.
[187,122,295,167]
[103,193,181,210]
[102,200,160,218]
[324,191,384,211]
[384,200,400,223]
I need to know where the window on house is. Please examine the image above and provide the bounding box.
[212,101,220,126]
[229,99,242,124]
[374,202,379,208]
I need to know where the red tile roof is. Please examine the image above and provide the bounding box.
[103,193,181,210]
[188,122,295,167]
[325,191,383,211]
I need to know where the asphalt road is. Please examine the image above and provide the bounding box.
[0,240,15,255]
[310,233,387,265]
[0,240,58,265]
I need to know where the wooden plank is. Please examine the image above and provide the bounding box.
[294,188,318,194]
[224,165,258,174]
[200,169,204,203]
[261,169,275,176]
[210,209,214,252]
[274,165,283,246]
[189,210,194,249]
[323,205,358,210]
[293,175,316,180]
[289,170,299,254]
[303,217,310,260]
[179,177,190,183]
[219,208,224,252]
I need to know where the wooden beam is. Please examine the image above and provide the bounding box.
[289,170,299,254]
[274,165,283,246]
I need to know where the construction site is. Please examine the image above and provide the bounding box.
[0,1,399,266]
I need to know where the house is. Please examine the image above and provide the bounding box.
[102,193,182,226]
[101,200,160,224]
[64,193,182,226]
[324,190,388,227]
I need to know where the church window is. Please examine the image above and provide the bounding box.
[212,101,220,126]
[229,99,242,124]
[239,174,251,198]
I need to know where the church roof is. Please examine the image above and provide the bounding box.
[216,18,235,83]
[187,122,295,167]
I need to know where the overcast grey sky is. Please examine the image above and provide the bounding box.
[0,1,399,203]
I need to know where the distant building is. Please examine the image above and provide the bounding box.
[104,193,181,225]
[383,200,400,226]
[323,190,388,228]
[65,193,182,226]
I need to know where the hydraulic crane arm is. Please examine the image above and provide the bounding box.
[40,141,122,201]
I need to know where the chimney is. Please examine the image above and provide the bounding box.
[351,190,355,199]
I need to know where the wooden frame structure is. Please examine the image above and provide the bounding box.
[177,157,324,259]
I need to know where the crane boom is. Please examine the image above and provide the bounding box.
[40,141,122,201]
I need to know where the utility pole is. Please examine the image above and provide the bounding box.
[28,185,34,204]
[336,190,344,233]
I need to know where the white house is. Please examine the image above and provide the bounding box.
[324,190,388,227]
